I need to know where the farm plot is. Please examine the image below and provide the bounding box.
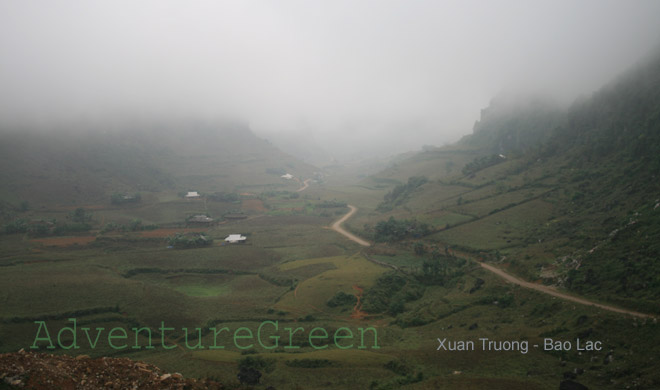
[275,255,387,316]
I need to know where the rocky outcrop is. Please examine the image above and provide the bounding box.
[0,349,223,389]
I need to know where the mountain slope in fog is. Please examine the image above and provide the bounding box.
[0,120,316,207]
[363,50,660,313]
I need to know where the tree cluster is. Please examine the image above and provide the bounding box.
[373,217,431,243]
[326,291,357,308]
[167,233,213,249]
[378,176,428,211]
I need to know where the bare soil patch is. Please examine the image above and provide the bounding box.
[242,198,267,212]
[351,284,367,319]
[31,236,96,247]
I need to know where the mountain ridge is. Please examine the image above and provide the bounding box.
[0,119,316,208]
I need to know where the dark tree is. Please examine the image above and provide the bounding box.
[237,366,262,386]
[413,242,426,256]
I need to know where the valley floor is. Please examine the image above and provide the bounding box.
[1,182,658,389]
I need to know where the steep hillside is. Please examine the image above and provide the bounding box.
[0,119,316,208]
[464,92,565,153]
[357,50,660,314]
[359,91,564,187]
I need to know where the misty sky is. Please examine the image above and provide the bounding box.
[2,1,660,160]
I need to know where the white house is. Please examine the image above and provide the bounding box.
[185,191,200,199]
[189,215,214,224]
[225,234,247,243]
[281,173,294,180]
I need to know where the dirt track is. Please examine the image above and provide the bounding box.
[478,261,654,319]
[296,178,311,192]
[332,206,654,319]
[331,205,371,246]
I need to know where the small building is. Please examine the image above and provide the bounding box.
[185,191,201,199]
[281,173,294,180]
[188,215,214,224]
[225,234,247,243]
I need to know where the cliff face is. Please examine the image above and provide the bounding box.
[0,349,223,390]
[467,92,565,153]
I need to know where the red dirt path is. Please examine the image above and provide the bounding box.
[351,284,368,319]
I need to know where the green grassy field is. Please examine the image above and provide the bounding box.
[275,254,386,315]
[2,171,659,390]
[2,114,660,389]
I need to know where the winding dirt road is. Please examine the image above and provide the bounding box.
[331,205,371,246]
[296,178,311,192]
[331,205,654,319]
[478,261,654,319]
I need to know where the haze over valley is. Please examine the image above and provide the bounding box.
[2,2,660,389]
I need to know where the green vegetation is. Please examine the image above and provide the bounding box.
[315,200,348,208]
[1,51,660,390]
[208,192,239,202]
[326,291,357,308]
[371,217,431,242]
[4,213,92,236]
[377,176,427,211]
[166,233,213,249]
[418,251,466,286]
[4,219,28,234]
[461,154,505,176]
[465,94,563,153]
[565,205,660,313]
[52,222,92,235]
[275,255,386,313]
[359,53,660,318]
[362,273,424,315]
[238,355,276,374]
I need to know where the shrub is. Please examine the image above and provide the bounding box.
[53,223,91,235]
[327,291,357,308]
[462,154,505,176]
[362,273,424,314]
[238,356,276,374]
[378,176,428,210]
[4,219,28,234]
[374,217,431,243]
[167,233,213,249]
